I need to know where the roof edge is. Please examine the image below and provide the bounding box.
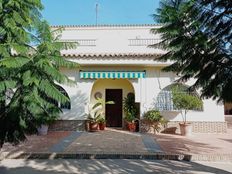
[51,24,162,28]
[62,53,162,58]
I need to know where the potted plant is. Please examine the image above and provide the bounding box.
[88,112,100,132]
[123,93,138,132]
[98,117,106,130]
[142,109,167,133]
[172,88,203,136]
[35,113,58,135]
[88,98,114,132]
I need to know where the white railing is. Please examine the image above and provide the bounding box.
[129,38,161,46]
[60,39,96,46]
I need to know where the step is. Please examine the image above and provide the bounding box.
[1,152,232,162]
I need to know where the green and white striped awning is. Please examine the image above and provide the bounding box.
[80,71,146,79]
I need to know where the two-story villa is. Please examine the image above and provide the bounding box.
[50,24,227,133]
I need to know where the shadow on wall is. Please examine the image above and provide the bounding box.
[150,96,180,121]
[0,159,231,174]
[61,90,88,120]
[160,111,181,121]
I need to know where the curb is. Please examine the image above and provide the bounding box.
[1,152,232,162]
[0,152,190,161]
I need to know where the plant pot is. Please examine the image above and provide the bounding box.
[141,119,160,134]
[89,122,99,132]
[85,120,90,131]
[37,124,49,135]
[179,123,192,136]
[99,123,106,130]
[127,122,136,132]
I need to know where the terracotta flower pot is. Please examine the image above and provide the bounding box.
[85,120,90,131]
[127,122,136,132]
[99,123,106,130]
[89,122,99,132]
[179,123,192,136]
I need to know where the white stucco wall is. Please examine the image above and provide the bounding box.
[54,25,165,55]
[56,25,224,122]
[59,66,224,122]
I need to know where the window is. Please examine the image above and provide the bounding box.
[155,83,202,111]
[41,86,71,110]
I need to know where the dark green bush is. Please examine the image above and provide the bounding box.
[143,110,162,122]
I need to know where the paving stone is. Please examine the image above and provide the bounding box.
[141,134,163,152]
[49,131,82,152]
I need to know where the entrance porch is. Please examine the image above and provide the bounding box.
[90,79,136,128]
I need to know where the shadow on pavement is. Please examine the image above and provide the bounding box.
[0,159,231,174]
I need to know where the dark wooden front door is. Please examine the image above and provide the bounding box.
[105,89,122,127]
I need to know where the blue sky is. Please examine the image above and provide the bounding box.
[41,0,160,25]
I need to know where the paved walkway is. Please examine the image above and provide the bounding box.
[1,128,232,161]
[52,129,162,153]
[1,128,162,155]
[154,129,232,155]
[0,159,232,174]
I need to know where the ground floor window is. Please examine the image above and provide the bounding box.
[155,83,203,111]
[42,85,71,110]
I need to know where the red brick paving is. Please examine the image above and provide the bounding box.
[154,129,232,155]
[65,128,147,153]
[1,129,232,157]
[1,131,71,153]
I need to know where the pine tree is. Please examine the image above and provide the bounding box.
[152,0,232,102]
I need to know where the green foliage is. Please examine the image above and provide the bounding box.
[0,0,43,147]
[152,0,232,102]
[34,113,59,126]
[97,117,106,124]
[0,0,79,147]
[123,93,138,122]
[143,110,167,133]
[89,98,114,123]
[143,110,162,122]
[172,87,203,123]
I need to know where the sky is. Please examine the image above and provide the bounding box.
[41,0,160,25]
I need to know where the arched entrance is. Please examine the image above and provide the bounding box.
[90,79,135,127]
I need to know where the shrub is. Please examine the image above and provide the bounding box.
[143,110,162,122]
[123,93,138,122]
[172,88,203,123]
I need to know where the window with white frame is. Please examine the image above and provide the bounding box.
[155,83,203,111]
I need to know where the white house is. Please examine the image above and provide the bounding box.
[50,24,227,133]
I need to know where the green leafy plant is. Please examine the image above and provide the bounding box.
[97,117,106,124]
[152,0,232,102]
[89,98,114,123]
[123,93,138,123]
[34,113,58,126]
[172,87,203,124]
[0,14,78,146]
[143,110,167,132]
[143,110,162,122]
